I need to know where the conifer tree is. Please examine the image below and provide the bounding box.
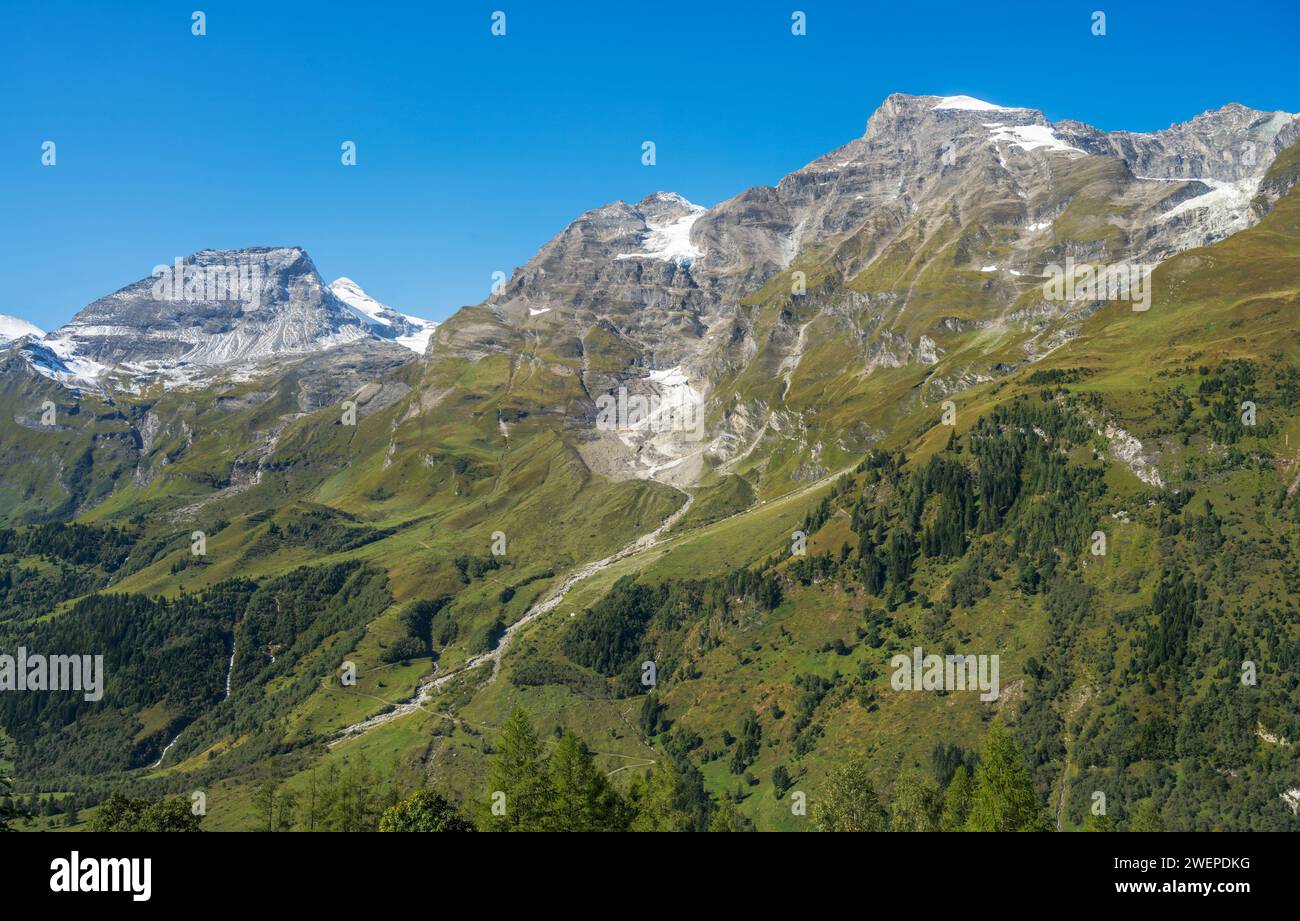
[1084,811,1115,831]
[547,731,628,831]
[486,707,553,831]
[0,774,19,832]
[965,723,1047,831]
[939,765,973,831]
[628,763,697,832]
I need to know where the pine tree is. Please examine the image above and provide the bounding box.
[316,757,384,831]
[0,775,19,831]
[629,763,697,832]
[772,765,792,799]
[485,707,552,831]
[64,795,81,827]
[965,723,1047,831]
[939,765,973,831]
[1084,811,1115,831]
[315,764,341,830]
[275,789,298,832]
[546,731,628,831]
[340,758,379,831]
[860,550,885,595]
[639,691,664,737]
[304,769,319,832]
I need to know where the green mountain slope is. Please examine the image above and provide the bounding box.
[318,169,1300,832]
[4,146,1299,834]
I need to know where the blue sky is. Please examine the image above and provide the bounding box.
[2,0,1298,329]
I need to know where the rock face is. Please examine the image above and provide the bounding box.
[13,247,419,389]
[495,95,1298,320]
[1056,103,1300,182]
[486,93,1299,348]
[490,191,711,346]
[7,93,1298,490]
[436,93,1300,485]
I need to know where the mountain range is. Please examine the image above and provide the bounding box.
[2,93,1298,832]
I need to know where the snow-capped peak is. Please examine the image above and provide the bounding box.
[328,277,438,354]
[14,251,442,392]
[933,95,1024,112]
[616,195,707,266]
[330,277,395,327]
[0,314,44,343]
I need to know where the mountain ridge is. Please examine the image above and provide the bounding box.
[2,92,1299,833]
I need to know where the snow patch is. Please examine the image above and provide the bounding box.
[395,328,436,353]
[934,95,1021,112]
[0,314,44,342]
[1157,178,1258,236]
[24,336,111,387]
[612,365,708,481]
[986,123,1084,155]
[616,201,707,265]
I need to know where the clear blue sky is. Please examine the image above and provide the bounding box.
[3,0,1298,329]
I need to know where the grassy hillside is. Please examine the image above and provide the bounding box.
[4,161,1300,834]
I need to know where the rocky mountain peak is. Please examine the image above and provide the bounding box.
[19,247,410,389]
[328,277,438,354]
[864,93,1044,140]
[636,191,706,225]
[52,245,368,372]
[432,89,1300,490]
